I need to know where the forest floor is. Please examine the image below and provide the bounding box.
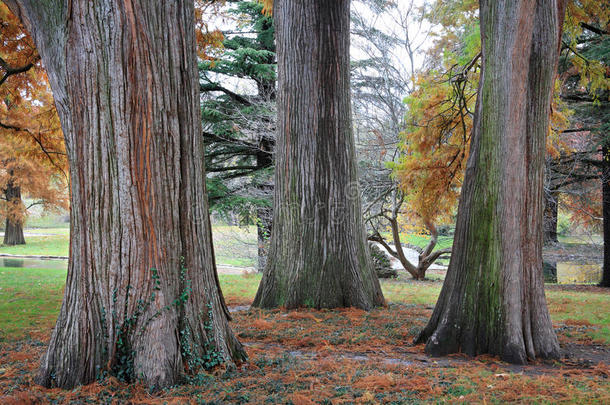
[1,269,609,404]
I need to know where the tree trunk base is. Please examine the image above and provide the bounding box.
[3,218,25,246]
[5,0,247,390]
[253,251,385,310]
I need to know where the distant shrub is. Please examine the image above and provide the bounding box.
[436,225,454,236]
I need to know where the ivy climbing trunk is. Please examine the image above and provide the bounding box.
[2,181,25,246]
[252,0,384,310]
[4,0,245,389]
[416,0,566,363]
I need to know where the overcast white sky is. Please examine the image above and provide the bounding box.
[202,0,434,98]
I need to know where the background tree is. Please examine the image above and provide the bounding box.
[253,0,384,310]
[556,0,609,285]
[417,0,566,363]
[0,4,68,245]
[351,0,452,279]
[0,116,68,246]
[3,0,245,389]
[201,0,276,271]
[388,31,480,279]
[383,64,476,279]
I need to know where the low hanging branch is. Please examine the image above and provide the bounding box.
[0,54,40,86]
[0,120,68,182]
[366,188,451,280]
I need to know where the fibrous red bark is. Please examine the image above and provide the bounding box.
[4,0,245,389]
[601,145,610,287]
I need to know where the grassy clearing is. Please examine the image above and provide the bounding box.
[0,268,66,339]
[0,235,70,257]
[380,277,442,306]
[1,267,609,404]
[22,210,69,229]
[547,290,610,344]
[0,268,263,340]
[0,226,452,268]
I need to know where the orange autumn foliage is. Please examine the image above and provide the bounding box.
[195,0,226,62]
[251,318,274,330]
[392,0,480,232]
[0,4,68,226]
[353,373,395,392]
[563,0,610,97]
[258,0,273,16]
[395,64,477,230]
[2,294,609,404]
[395,0,600,234]
[290,393,316,405]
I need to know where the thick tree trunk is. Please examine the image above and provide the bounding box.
[543,191,559,245]
[2,182,25,245]
[3,216,25,246]
[416,0,565,363]
[255,41,275,272]
[256,219,269,271]
[5,0,245,389]
[252,0,384,310]
[601,145,610,287]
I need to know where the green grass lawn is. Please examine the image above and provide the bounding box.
[1,226,454,267]
[23,211,70,229]
[0,234,70,257]
[379,231,454,250]
[0,267,66,338]
[546,289,610,343]
[0,267,265,340]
